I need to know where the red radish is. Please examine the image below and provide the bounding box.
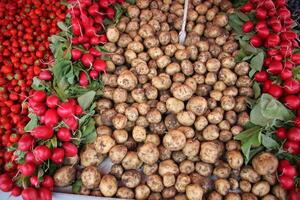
[81,53,94,68]
[72,18,82,36]
[89,48,102,56]
[265,34,280,48]
[39,187,52,200]
[263,80,272,92]
[57,102,75,118]
[106,7,115,19]
[30,175,39,187]
[284,60,294,69]
[31,126,53,140]
[291,54,300,64]
[31,103,47,116]
[280,46,292,57]
[294,116,300,128]
[278,159,290,172]
[256,21,267,29]
[11,186,21,197]
[90,36,101,45]
[287,127,300,142]
[25,152,40,164]
[75,105,84,115]
[256,8,267,20]
[46,95,60,108]
[268,84,283,99]
[88,3,99,16]
[278,176,294,190]
[250,35,262,47]
[89,70,99,79]
[31,90,46,102]
[242,21,254,33]
[278,8,291,21]
[22,187,39,200]
[63,116,78,131]
[281,164,297,177]
[267,49,279,57]
[33,145,51,162]
[273,54,283,61]
[62,142,78,157]
[240,2,253,12]
[284,95,300,110]
[18,162,35,176]
[276,0,286,7]
[99,34,108,43]
[67,98,77,106]
[39,70,52,81]
[289,189,300,200]
[51,148,65,165]
[57,127,71,142]
[0,174,13,192]
[268,60,283,74]
[18,134,34,151]
[44,109,59,127]
[257,27,270,39]
[275,127,286,139]
[85,26,96,37]
[284,140,300,154]
[41,175,54,189]
[71,49,82,61]
[79,71,89,87]
[254,71,268,82]
[281,31,298,40]
[93,59,106,72]
[264,57,272,66]
[284,78,300,95]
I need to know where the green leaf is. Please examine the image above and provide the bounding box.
[253,82,261,99]
[72,179,82,193]
[261,134,280,149]
[113,4,124,24]
[103,18,113,26]
[57,21,69,32]
[7,144,17,152]
[236,11,250,22]
[31,77,47,91]
[250,103,272,126]
[24,113,38,132]
[231,0,248,7]
[234,126,262,141]
[247,146,264,164]
[240,129,262,162]
[249,68,256,78]
[250,52,264,71]
[126,0,136,4]
[292,66,300,81]
[77,91,96,110]
[239,39,257,55]
[81,130,97,144]
[96,46,109,53]
[229,14,243,34]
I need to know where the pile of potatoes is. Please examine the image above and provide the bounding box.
[53,0,287,199]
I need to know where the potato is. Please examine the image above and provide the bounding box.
[54,166,76,187]
[215,178,230,196]
[226,150,243,169]
[186,96,208,115]
[240,180,252,192]
[81,166,101,189]
[147,174,164,192]
[252,152,278,175]
[138,142,159,165]
[80,145,102,167]
[113,129,128,143]
[206,58,221,72]
[194,116,208,131]
[112,113,127,129]
[110,164,124,179]
[172,84,194,101]
[219,68,237,86]
[99,175,118,197]
[127,5,140,18]
[163,129,187,151]
[122,151,142,170]
[159,159,179,176]
[272,185,287,200]
[143,163,158,175]
[179,160,195,174]
[199,141,223,164]
[94,135,116,154]
[241,193,258,200]
[152,73,172,90]
[177,111,196,126]
[117,70,138,90]
[213,163,231,178]
[208,191,222,200]
[109,145,127,164]
[240,166,260,183]
[202,124,219,140]
[175,173,191,192]
[163,173,176,187]
[122,170,141,188]
[252,181,270,197]
[135,185,151,199]
[116,187,135,199]
[186,184,204,200]
[224,193,241,200]
[107,27,120,43]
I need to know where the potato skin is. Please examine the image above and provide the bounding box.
[137,142,160,165]
[199,141,223,164]
[81,166,101,189]
[163,129,187,151]
[99,175,118,197]
[186,184,204,200]
[54,166,76,187]
[252,152,278,175]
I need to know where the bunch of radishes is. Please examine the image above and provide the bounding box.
[241,0,300,196]
[0,89,81,200]
[68,0,125,85]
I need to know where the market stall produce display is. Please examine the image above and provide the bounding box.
[0,0,300,199]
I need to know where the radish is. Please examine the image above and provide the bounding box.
[280,69,293,80]
[11,186,21,197]
[75,105,84,115]
[41,175,54,189]
[284,78,300,95]
[79,71,89,87]
[281,31,298,41]
[30,176,39,187]
[265,34,280,48]
[33,145,51,162]
[281,164,297,177]
[278,176,294,190]
[71,18,82,36]
[39,70,52,81]
[106,7,115,19]
[267,49,279,57]
[22,187,39,200]
[63,116,78,131]
[18,162,36,176]
[18,134,35,151]
[289,189,300,200]
[99,34,108,43]
[31,103,47,116]
[31,90,46,102]
[284,95,300,110]
[268,84,283,99]
[257,27,270,39]
[89,70,99,79]
[62,142,78,157]
[90,36,100,45]
[250,35,262,47]
[256,8,267,20]
[31,125,53,140]
[88,3,99,16]
[267,60,283,74]
[263,80,273,92]
[81,53,94,68]
[39,187,52,200]
[294,116,300,128]
[264,0,275,9]
[25,152,40,165]
[242,21,254,33]
[89,48,102,56]
[264,57,272,66]
[284,140,300,154]
[71,49,82,61]
[57,102,75,118]
[287,127,300,142]
[240,2,253,12]
[93,59,106,72]
[254,71,268,82]
[99,0,110,8]
[51,147,65,165]
[44,109,59,127]
[275,127,286,139]
[57,127,71,142]
[0,174,13,192]
[278,8,291,21]
[84,26,96,37]
[291,54,300,64]
[46,95,60,108]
